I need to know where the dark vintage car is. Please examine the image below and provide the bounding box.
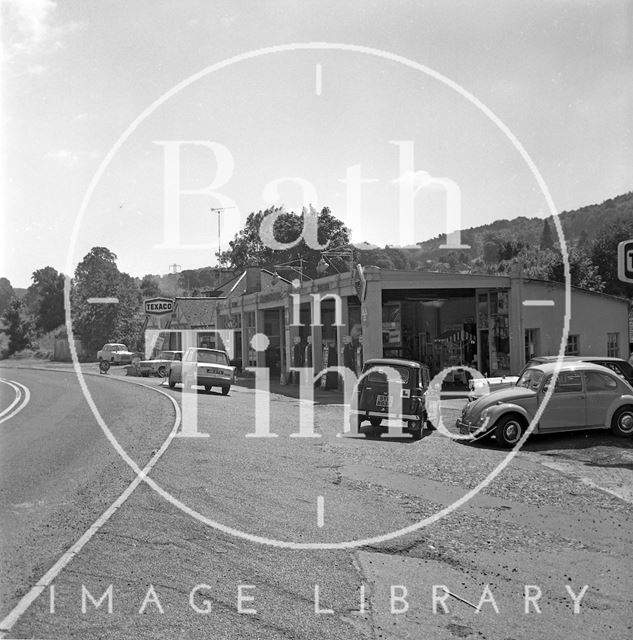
[468,355,633,401]
[458,362,633,447]
[350,358,431,440]
[168,348,235,395]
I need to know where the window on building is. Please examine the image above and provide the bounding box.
[607,333,619,358]
[565,335,580,356]
[524,328,540,363]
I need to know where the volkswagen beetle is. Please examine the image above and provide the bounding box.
[457,362,633,447]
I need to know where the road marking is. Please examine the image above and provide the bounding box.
[0,377,181,636]
[0,379,31,425]
[317,495,325,528]
[315,63,322,95]
[522,299,555,306]
[87,297,119,304]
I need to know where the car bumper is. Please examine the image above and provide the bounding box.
[351,409,422,421]
[457,418,493,437]
[194,375,234,386]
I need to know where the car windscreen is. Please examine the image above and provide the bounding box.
[195,351,229,365]
[515,368,543,390]
[365,365,410,384]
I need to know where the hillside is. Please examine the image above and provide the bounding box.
[415,191,633,259]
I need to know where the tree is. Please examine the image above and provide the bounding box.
[25,266,65,333]
[540,219,554,250]
[140,274,162,299]
[591,218,633,297]
[0,278,14,316]
[218,205,351,277]
[2,298,31,355]
[71,247,144,355]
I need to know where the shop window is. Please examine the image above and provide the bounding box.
[607,333,619,357]
[524,328,540,363]
[565,335,580,356]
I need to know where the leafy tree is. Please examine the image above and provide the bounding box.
[219,205,351,277]
[140,274,162,299]
[0,278,14,316]
[540,219,554,250]
[591,217,633,297]
[1,298,32,354]
[25,266,65,333]
[71,247,144,355]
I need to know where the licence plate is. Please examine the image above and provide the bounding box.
[376,394,393,408]
[207,368,224,375]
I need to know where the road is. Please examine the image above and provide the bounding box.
[0,364,632,639]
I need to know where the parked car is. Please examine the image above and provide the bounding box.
[97,343,134,364]
[138,350,183,377]
[168,347,235,394]
[468,355,633,401]
[350,358,431,440]
[458,362,633,447]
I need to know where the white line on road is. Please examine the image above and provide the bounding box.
[0,379,31,425]
[317,495,324,528]
[0,378,181,636]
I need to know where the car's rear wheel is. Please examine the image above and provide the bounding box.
[363,426,382,439]
[157,365,167,378]
[222,386,230,395]
[611,406,633,437]
[168,372,176,389]
[494,415,525,447]
[204,385,212,393]
[369,417,382,427]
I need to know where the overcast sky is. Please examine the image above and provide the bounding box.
[2,0,632,287]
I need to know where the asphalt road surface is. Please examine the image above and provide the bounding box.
[1,364,631,639]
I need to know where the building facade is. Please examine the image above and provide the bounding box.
[149,266,630,379]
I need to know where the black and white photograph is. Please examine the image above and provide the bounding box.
[1,1,632,638]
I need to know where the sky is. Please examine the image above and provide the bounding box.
[1,0,632,288]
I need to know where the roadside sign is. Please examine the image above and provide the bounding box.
[617,240,633,283]
[144,297,174,315]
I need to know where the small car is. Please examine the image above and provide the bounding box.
[468,355,633,401]
[138,350,182,377]
[97,343,134,364]
[168,347,235,394]
[457,362,633,447]
[350,358,431,440]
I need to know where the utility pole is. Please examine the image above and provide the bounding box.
[210,206,235,266]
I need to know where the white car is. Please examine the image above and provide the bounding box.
[168,348,235,394]
[138,350,183,377]
[97,343,134,364]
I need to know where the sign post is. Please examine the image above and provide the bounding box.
[617,241,633,283]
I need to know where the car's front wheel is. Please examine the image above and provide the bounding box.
[168,372,176,389]
[494,415,525,447]
[222,386,230,395]
[611,406,633,437]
